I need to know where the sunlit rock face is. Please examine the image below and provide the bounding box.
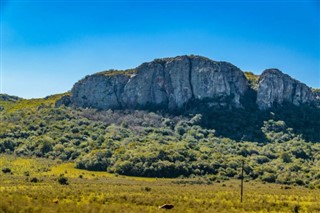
[69,55,316,111]
[256,69,315,109]
[70,55,249,110]
[71,74,129,109]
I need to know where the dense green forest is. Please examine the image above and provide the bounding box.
[0,94,320,188]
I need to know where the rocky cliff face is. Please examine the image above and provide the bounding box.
[68,55,317,111]
[71,74,129,109]
[71,55,249,110]
[256,69,315,109]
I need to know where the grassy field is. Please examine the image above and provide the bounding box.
[0,155,319,213]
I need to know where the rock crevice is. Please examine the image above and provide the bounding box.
[188,57,195,100]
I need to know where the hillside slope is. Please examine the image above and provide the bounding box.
[0,94,320,187]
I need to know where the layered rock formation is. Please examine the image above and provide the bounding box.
[257,69,315,109]
[66,55,317,111]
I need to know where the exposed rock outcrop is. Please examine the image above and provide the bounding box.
[70,55,249,110]
[190,58,248,107]
[55,95,71,107]
[71,74,129,109]
[66,55,317,111]
[256,69,315,109]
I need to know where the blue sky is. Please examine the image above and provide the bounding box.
[1,0,319,98]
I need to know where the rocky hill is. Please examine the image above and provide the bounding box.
[1,56,320,183]
[61,55,317,111]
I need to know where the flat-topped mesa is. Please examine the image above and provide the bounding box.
[256,69,315,109]
[70,55,249,110]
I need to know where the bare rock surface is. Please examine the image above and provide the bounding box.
[69,56,316,110]
[257,69,315,109]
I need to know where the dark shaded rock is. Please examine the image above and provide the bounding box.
[159,204,174,209]
[55,95,71,107]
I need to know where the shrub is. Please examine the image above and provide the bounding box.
[0,139,16,152]
[76,150,111,171]
[57,176,69,185]
[261,172,276,183]
[255,156,270,164]
[144,187,152,192]
[39,139,53,154]
[30,177,39,183]
[280,152,291,163]
[2,168,11,174]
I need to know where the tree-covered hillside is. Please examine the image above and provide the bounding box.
[0,94,320,188]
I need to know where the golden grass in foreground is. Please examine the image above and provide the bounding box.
[0,155,319,213]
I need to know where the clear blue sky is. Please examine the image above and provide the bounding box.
[1,0,319,98]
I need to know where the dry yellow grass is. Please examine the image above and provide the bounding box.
[0,155,319,213]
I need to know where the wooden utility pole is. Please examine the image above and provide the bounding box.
[240,160,244,203]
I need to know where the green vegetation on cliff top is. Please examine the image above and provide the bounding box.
[244,72,259,90]
[96,69,137,77]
